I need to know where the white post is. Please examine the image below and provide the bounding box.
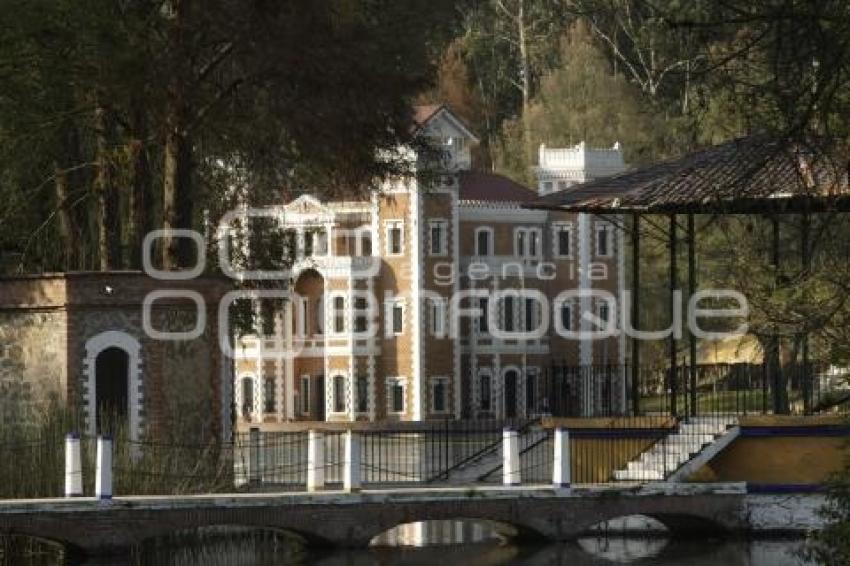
[502,427,520,486]
[343,430,361,492]
[306,430,325,492]
[553,428,571,489]
[95,435,113,500]
[64,433,83,497]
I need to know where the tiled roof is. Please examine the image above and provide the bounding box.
[530,135,850,213]
[412,104,442,128]
[459,171,537,204]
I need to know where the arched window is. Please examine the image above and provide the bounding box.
[95,347,129,434]
[263,376,276,414]
[332,375,346,413]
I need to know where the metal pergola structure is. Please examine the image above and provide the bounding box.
[527,135,850,416]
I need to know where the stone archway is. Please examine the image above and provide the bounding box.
[94,347,129,434]
[83,331,142,441]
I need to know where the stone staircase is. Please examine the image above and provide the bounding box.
[614,416,739,482]
[439,427,549,485]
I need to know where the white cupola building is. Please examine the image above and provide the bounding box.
[534,142,626,196]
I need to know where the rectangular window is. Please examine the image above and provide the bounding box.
[429,220,447,256]
[525,371,537,413]
[529,230,539,257]
[503,296,515,332]
[263,376,276,414]
[554,224,572,258]
[476,229,492,256]
[515,230,526,257]
[479,373,492,412]
[356,375,369,413]
[360,232,372,256]
[304,230,314,257]
[479,298,489,333]
[431,299,446,337]
[390,301,404,335]
[314,298,323,335]
[333,296,345,334]
[388,378,405,414]
[524,297,535,331]
[386,221,403,256]
[596,224,611,257]
[300,376,310,415]
[560,302,572,331]
[354,297,368,333]
[332,375,346,413]
[598,302,611,325]
[315,230,328,256]
[431,377,448,413]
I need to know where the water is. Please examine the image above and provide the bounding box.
[1,522,818,566]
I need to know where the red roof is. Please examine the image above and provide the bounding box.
[413,104,442,128]
[459,171,537,204]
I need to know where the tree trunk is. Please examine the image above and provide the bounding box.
[162,0,192,270]
[127,108,151,270]
[94,104,120,271]
[516,0,533,165]
[53,163,77,270]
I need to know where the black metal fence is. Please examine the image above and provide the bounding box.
[468,361,850,418]
[233,419,537,488]
[232,414,735,488]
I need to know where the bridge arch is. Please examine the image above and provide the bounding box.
[579,511,731,538]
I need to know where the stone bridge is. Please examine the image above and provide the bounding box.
[0,483,817,559]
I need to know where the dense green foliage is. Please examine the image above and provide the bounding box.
[0,0,455,271]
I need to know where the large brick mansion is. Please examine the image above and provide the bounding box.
[234,105,628,426]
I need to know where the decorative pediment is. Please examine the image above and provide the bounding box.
[281,194,335,224]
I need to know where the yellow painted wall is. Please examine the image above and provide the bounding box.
[689,435,847,484]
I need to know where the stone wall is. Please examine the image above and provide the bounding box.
[0,272,232,441]
[0,309,68,429]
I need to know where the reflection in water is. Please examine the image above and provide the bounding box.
[0,522,818,566]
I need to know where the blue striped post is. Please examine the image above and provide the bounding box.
[64,433,83,497]
[95,435,113,500]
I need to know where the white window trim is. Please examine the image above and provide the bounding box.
[525,367,541,416]
[474,226,494,257]
[300,375,311,416]
[355,374,370,415]
[262,375,277,414]
[552,222,574,259]
[513,227,542,258]
[355,225,374,257]
[430,376,450,414]
[329,292,347,336]
[386,297,405,336]
[330,374,348,415]
[385,219,404,257]
[430,298,446,337]
[477,369,494,413]
[555,298,574,333]
[428,219,449,256]
[595,222,613,258]
[387,377,407,415]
